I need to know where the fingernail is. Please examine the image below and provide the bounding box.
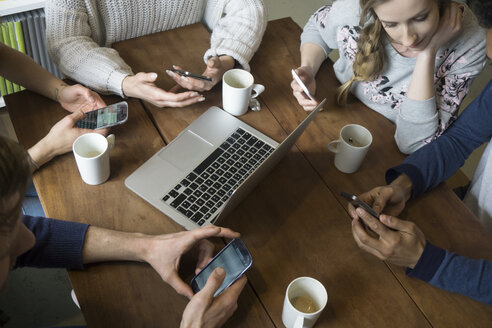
[198,97,206,102]
[191,92,199,97]
[216,267,225,276]
[173,65,178,69]
[181,76,189,81]
[166,70,173,75]
[356,208,363,215]
[151,73,158,79]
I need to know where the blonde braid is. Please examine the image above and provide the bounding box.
[337,5,386,105]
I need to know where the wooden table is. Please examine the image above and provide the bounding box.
[6,18,492,327]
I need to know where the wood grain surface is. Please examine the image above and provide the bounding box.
[6,18,491,327]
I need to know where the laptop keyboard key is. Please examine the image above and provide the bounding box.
[191,213,203,223]
[171,194,186,208]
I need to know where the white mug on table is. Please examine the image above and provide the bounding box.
[327,124,372,174]
[73,133,115,185]
[222,69,265,116]
[282,277,328,328]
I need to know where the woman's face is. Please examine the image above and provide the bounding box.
[373,0,440,53]
[0,193,35,290]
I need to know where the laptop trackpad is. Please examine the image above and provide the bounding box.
[158,130,213,172]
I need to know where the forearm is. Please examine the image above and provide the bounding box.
[406,51,437,101]
[0,43,64,102]
[82,226,151,264]
[300,43,327,76]
[27,137,58,171]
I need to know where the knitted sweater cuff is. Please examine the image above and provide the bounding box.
[107,70,131,97]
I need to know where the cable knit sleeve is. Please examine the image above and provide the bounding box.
[46,0,133,97]
[394,6,487,154]
[202,0,266,71]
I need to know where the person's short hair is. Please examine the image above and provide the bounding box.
[0,136,31,231]
[467,0,492,28]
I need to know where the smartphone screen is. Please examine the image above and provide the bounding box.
[191,238,252,297]
[76,101,128,129]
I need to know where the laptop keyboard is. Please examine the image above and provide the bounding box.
[162,128,274,226]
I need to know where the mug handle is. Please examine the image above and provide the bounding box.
[106,134,115,152]
[327,139,340,154]
[293,315,305,328]
[251,84,265,98]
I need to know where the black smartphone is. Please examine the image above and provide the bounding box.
[169,68,212,81]
[190,238,252,297]
[340,191,380,218]
[75,101,128,129]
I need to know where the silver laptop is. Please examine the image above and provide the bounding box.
[125,99,325,230]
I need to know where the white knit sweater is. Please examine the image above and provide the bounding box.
[46,0,267,97]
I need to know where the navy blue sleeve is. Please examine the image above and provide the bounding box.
[407,242,492,305]
[386,79,492,196]
[16,216,89,269]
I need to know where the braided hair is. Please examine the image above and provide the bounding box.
[337,0,450,105]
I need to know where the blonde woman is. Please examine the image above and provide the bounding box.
[292,0,487,153]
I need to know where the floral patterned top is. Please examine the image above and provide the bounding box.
[301,0,487,153]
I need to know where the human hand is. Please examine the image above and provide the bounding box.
[28,110,108,168]
[180,267,247,328]
[57,84,106,113]
[143,225,240,299]
[167,56,235,92]
[290,66,318,111]
[424,2,463,54]
[122,72,205,108]
[351,208,426,268]
[347,174,412,219]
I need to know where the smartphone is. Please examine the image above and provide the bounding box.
[75,101,128,129]
[340,191,380,219]
[170,68,212,82]
[291,69,314,100]
[191,238,252,297]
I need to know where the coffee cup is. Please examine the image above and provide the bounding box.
[222,69,265,116]
[73,133,115,185]
[282,277,328,328]
[327,124,372,174]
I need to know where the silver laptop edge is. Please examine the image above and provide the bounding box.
[125,99,325,230]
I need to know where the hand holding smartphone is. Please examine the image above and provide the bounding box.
[75,101,128,130]
[191,238,252,297]
[291,69,314,100]
[341,191,398,232]
[341,192,380,219]
[169,68,213,82]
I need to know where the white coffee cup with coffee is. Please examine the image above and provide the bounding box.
[73,133,115,185]
[327,124,372,174]
[282,277,328,328]
[222,69,265,116]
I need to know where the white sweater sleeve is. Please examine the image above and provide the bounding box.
[46,0,133,97]
[203,0,267,71]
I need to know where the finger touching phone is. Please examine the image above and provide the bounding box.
[291,69,314,100]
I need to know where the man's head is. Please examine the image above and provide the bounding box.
[0,137,35,289]
[467,0,492,58]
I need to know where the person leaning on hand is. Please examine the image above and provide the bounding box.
[0,42,107,171]
[292,0,487,154]
[1,136,247,327]
[45,0,267,108]
[346,0,492,306]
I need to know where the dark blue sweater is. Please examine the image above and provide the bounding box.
[386,79,492,305]
[16,216,89,269]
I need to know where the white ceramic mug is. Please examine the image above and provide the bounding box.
[282,277,328,328]
[222,69,265,116]
[327,124,372,174]
[73,133,115,185]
